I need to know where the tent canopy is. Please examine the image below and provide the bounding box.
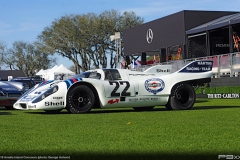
[53,64,74,75]
[35,64,75,80]
[186,13,240,35]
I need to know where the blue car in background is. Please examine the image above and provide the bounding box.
[10,77,36,89]
[0,81,29,109]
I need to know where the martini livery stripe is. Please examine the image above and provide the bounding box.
[179,60,213,73]
[64,78,82,89]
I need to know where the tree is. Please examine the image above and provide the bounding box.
[0,41,8,69]
[37,9,143,74]
[2,41,56,76]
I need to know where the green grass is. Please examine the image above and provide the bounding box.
[0,99,240,160]
[196,86,240,94]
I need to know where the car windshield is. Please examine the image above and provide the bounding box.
[71,72,101,80]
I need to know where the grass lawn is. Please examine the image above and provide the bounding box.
[0,98,240,160]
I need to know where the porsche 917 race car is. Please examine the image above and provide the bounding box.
[0,81,29,109]
[13,60,213,113]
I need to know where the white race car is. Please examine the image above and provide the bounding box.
[13,60,213,113]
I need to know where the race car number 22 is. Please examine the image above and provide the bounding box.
[109,81,130,97]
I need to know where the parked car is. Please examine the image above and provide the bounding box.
[10,77,36,88]
[0,81,29,109]
[13,60,213,113]
[30,76,45,84]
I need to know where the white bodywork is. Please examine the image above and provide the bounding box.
[13,60,213,111]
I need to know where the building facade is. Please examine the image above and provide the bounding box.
[123,10,239,65]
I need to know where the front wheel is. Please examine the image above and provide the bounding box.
[166,82,195,110]
[66,85,95,114]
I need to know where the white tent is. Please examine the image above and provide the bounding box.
[35,65,75,80]
[36,65,59,80]
[36,69,44,75]
[45,64,75,80]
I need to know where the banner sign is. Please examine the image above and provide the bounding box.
[207,93,240,98]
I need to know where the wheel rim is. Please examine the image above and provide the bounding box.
[176,88,190,104]
[71,90,91,109]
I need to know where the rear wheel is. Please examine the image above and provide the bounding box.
[165,101,173,110]
[66,85,95,114]
[166,82,195,110]
[133,106,155,111]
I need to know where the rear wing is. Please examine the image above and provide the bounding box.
[177,60,213,73]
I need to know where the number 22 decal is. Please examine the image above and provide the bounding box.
[109,81,130,96]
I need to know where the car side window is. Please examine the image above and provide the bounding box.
[88,72,101,79]
[104,69,122,80]
[104,70,113,80]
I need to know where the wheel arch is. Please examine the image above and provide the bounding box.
[170,78,211,93]
[66,82,101,108]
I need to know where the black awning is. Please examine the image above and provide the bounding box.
[186,13,240,35]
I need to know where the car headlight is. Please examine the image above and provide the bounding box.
[32,85,59,103]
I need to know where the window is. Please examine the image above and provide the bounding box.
[103,69,122,80]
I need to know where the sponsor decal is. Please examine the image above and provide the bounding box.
[207,93,240,98]
[145,78,165,94]
[156,69,170,73]
[139,98,150,101]
[52,97,63,100]
[197,61,213,65]
[108,99,119,104]
[129,98,138,102]
[179,61,213,73]
[151,98,159,101]
[28,104,36,109]
[45,101,64,106]
[128,97,159,102]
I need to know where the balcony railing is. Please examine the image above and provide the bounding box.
[131,52,240,78]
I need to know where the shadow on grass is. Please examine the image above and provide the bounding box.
[0,111,13,115]
[195,99,209,103]
[192,105,240,110]
[24,105,240,115]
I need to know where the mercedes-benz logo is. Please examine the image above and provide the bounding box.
[146,29,153,44]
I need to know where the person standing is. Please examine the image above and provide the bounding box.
[56,74,61,80]
[60,73,65,80]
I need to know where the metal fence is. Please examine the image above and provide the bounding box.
[131,52,240,78]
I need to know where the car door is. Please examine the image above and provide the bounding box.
[102,69,136,98]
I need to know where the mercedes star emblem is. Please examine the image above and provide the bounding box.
[146,28,153,44]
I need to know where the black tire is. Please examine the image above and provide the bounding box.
[133,106,155,111]
[66,85,95,114]
[165,101,173,110]
[5,106,14,110]
[166,82,195,110]
[44,109,62,113]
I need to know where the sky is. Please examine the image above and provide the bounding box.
[1,0,240,70]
